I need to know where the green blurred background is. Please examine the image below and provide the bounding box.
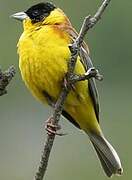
[0,0,131,179]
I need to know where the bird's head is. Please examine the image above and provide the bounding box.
[11,2,69,30]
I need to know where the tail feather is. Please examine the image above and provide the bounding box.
[88,132,123,177]
[92,142,114,177]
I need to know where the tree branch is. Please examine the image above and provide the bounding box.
[34,0,112,180]
[0,66,15,96]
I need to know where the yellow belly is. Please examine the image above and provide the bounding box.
[18,26,100,132]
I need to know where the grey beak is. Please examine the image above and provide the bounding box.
[10,12,28,21]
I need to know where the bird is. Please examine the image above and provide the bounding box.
[11,2,123,177]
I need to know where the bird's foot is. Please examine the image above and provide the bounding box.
[85,67,103,81]
[45,117,67,136]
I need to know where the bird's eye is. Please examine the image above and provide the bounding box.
[32,10,39,17]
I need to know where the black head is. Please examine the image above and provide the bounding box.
[25,2,56,23]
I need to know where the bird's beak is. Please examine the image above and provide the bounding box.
[10,12,28,21]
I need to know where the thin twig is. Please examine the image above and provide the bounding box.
[34,0,112,180]
[70,67,103,83]
[0,66,15,96]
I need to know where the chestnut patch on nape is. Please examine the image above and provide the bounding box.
[25,2,56,23]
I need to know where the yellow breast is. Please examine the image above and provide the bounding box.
[18,24,88,104]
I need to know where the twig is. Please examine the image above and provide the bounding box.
[69,67,103,83]
[34,0,112,180]
[0,66,15,96]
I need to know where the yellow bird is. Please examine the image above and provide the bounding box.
[11,2,123,177]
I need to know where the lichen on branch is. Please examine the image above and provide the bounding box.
[0,66,15,96]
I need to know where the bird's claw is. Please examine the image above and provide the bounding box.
[45,117,67,136]
[85,67,103,81]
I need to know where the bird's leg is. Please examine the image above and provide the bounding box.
[45,117,66,136]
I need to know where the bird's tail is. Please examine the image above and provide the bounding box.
[88,132,123,177]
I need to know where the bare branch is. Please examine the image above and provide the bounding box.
[0,66,15,96]
[34,0,112,180]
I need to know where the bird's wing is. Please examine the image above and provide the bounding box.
[66,26,100,122]
[80,47,100,122]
